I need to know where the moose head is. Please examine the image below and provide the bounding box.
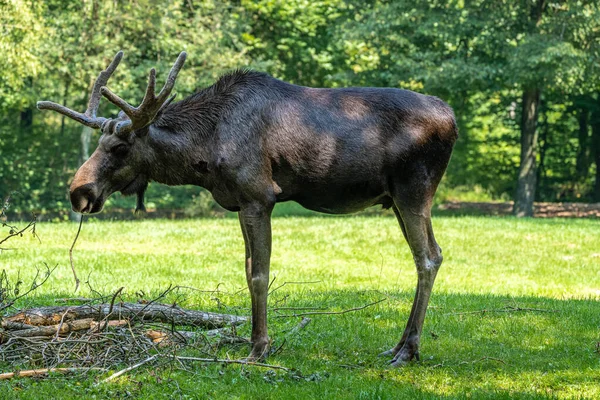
[37,51,187,214]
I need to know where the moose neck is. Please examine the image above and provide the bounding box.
[144,126,213,189]
[141,70,269,190]
[144,84,236,189]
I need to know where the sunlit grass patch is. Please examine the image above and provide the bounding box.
[0,213,599,399]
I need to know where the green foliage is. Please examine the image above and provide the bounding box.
[183,189,226,217]
[240,0,349,86]
[1,0,600,213]
[0,0,45,110]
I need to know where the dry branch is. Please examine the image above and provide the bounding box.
[5,302,248,328]
[2,319,130,340]
[0,367,104,380]
[273,298,386,318]
[0,265,56,313]
[171,356,291,372]
[100,355,158,383]
[444,306,559,316]
[0,237,257,378]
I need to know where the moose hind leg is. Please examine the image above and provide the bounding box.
[387,183,444,366]
[379,206,421,358]
[391,208,442,365]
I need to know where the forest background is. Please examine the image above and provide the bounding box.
[1,0,599,218]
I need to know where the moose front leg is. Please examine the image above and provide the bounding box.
[239,203,273,360]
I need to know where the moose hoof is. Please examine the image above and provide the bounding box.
[388,349,420,367]
[378,348,398,357]
[246,341,270,362]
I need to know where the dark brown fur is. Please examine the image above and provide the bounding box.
[57,66,457,365]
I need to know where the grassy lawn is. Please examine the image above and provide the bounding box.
[1,206,599,399]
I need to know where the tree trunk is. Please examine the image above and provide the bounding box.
[592,103,600,202]
[19,108,33,129]
[80,126,93,164]
[514,87,541,217]
[576,107,590,179]
[536,100,548,196]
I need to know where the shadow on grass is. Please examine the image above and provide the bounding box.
[3,288,597,399]
[267,289,599,399]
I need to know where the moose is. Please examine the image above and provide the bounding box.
[38,51,457,366]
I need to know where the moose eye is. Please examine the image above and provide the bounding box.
[111,144,129,157]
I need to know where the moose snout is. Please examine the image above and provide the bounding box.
[70,183,99,214]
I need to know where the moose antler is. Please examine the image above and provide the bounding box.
[37,51,187,136]
[37,51,124,129]
[100,52,187,136]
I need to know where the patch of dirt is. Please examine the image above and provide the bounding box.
[438,201,600,218]
[4,202,600,221]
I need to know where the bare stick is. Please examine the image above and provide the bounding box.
[272,306,327,311]
[56,297,93,303]
[268,280,322,296]
[0,367,104,380]
[471,356,506,364]
[97,287,125,331]
[69,216,84,292]
[287,317,311,335]
[54,308,73,340]
[172,356,290,372]
[271,317,312,356]
[444,306,559,316]
[100,355,158,383]
[274,298,386,318]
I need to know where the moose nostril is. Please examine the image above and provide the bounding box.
[70,184,98,213]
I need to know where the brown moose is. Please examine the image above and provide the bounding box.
[38,51,457,366]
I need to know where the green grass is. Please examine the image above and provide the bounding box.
[1,208,599,399]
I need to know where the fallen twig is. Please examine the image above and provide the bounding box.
[268,280,322,296]
[286,317,311,336]
[171,356,291,371]
[55,297,93,303]
[471,356,506,364]
[0,367,104,380]
[271,317,312,356]
[274,298,386,318]
[96,287,125,332]
[101,355,158,383]
[271,306,327,312]
[445,306,559,316]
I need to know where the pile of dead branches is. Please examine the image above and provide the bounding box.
[1,298,248,365]
[0,274,253,381]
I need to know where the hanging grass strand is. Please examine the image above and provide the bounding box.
[69,215,84,292]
